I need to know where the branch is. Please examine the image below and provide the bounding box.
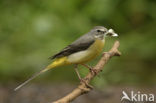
[53,41,121,103]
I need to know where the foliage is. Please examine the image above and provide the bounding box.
[0,0,156,86]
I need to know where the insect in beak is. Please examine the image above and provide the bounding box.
[106,29,118,37]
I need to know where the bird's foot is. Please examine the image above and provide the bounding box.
[80,78,93,89]
[90,68,99,75]
[81,64,98,75]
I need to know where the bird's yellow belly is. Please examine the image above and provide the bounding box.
[67,39,105,64]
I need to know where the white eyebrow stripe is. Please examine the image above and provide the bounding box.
[97,29,105,31]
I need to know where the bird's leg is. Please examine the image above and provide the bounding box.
[80,63,98,75]
[74,65,93,89]
[74,64,82,81]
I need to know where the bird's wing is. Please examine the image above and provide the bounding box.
[49,34,94,59]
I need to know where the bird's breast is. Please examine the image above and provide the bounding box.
[67,39,105,64]
[88,39,105,55]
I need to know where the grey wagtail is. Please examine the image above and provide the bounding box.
[14,26,118,91]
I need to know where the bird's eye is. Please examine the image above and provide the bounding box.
[97,29,106,34]
[97,30,101,32]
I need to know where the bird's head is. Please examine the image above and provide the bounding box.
[91,26,118,39]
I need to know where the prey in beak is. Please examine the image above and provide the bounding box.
[106,29,118,37]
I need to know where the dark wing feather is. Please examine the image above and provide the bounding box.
[49,34,94,59]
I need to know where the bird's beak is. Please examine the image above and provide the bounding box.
[106,29,118,37]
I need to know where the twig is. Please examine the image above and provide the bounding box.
[53,41,121,103]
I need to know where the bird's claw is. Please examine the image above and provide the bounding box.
[80,78,93,89]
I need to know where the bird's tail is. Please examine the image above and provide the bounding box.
[14,57,68,91]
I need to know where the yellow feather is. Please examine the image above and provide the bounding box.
[46,57,70,70]
[67,39,105,63]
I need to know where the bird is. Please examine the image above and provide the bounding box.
[14,26,118,91]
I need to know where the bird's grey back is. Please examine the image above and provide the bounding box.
[71,32,94,46]
[49,32,95,59]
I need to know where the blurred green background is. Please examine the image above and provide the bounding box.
[0,0,156,88]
